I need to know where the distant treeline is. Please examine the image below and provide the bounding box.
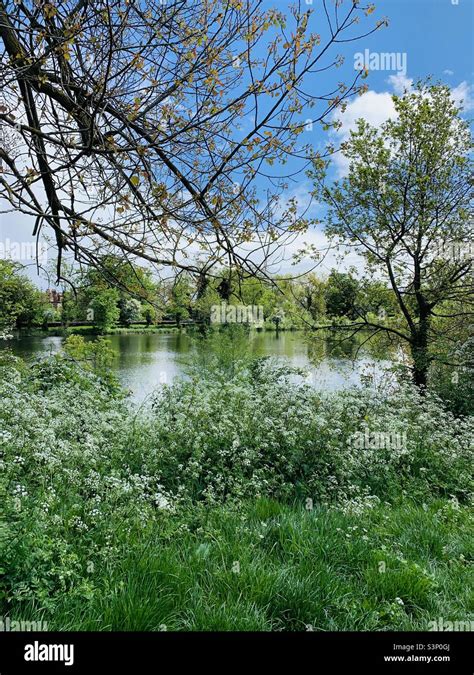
[0,256,398,334]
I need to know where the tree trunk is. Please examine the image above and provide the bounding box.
[412,360,428,388]
[410,318,430,389]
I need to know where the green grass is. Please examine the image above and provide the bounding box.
[17,324,183,337]
[17,499,473,632]
[2,352,472,632]
[21,324,179,337]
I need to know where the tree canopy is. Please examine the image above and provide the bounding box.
[312,83,473,386]
[0,0,382,284]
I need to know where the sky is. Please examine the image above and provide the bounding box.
[270,0,474,276]
[1,0,473,286]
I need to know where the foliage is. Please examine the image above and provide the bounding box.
[57,256,160,330]
[1,350,472,628]
[119,298,142,327]
[90,288,121,332]
[166,276,192,327]
[324,270,360,320]
[311,83,473,387]
[149,359,473,505]
[142,304,158,326]
[0,0,383,279]
[11,500,474,632]
[62,335,120,395]
[0,260,48,329]
[429,335,474,416]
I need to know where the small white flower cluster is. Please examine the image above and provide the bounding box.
[1,354,472,607]
[147,360,473,505]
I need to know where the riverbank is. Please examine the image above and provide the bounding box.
[14,324,184,337]
[14,323,304,337]
[1,330,397,404]
[1,347,472,631]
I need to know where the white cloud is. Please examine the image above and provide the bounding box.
[387,73,413,96]
[267,224,363,277]
[337,91,396,138]
[272,182,320,220]
[331,77,473,175]
[269,180,369,275]
[332,91,397,175]
[451,81,474,111]
[443,69,454,76]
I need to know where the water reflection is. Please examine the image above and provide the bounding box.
[1,330,395,403]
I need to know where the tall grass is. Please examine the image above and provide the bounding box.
[26,500,474,632]
[1,336,472,631]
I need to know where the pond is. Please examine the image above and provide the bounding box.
[2,330,395,403]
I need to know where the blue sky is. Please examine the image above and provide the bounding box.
[1,0,472,283]
[283,0,474,174]
[352,0,473,85]
[260,0,474,275]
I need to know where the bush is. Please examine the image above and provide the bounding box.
[147,358,473,505]
[1,352,472,619]
[431,367,474,417]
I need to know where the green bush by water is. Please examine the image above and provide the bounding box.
[0,341,472,630]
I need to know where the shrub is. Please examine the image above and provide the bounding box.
[1,353,472,616]
[147,359,473,505]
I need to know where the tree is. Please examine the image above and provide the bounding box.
[59,255,159,326]
[142,303,158,326]
[357,278,398,320]
[296,274,326,322]
[63,334,119,393]
[0,260,47,329]
[271,308,285,333]
[82,255,158,306]
[118,297,142,326]
[0,0,383,285]
[238,275,279,320]
[90,288,120,332]
[167,275,192,328]
[312,83,473,387]
[324,270,359,319]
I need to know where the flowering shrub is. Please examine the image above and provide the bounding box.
[1,352,472,612]
[0,352,171,608]
[148,358,473,504]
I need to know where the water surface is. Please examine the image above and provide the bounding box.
[3,331,394,403]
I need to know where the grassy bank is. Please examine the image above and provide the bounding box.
[16,324,183,337]
[39,499,474,631]
[1,340,472,631]
[16,323,304,338]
